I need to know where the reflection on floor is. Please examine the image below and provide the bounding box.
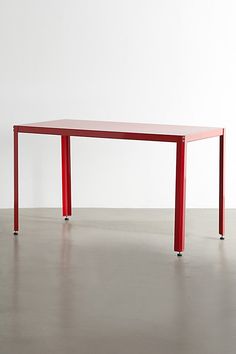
[0,208,235,354]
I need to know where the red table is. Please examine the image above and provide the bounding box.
[13,119,225,255]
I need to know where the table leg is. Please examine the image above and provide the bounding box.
[174,139,187,256]
[219,132,225,239]
[14,128,19,235]
[61,136,72,220]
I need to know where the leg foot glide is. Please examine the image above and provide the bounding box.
[65,217,69,221]
[177,252,182,257]
[220,236,224,240]
[13,231,18,236]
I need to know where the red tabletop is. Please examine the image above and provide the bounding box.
[15,119,223,142]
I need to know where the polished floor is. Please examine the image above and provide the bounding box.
[0,208,236,354]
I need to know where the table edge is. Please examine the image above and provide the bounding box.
[13,125,224,143]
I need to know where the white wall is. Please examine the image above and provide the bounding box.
[0,0,235,208]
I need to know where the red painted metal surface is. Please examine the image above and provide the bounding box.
[13,119,225,254]
[15,119,223,142]
[14,127,19,233]
[61,136,72,218]
[219,132,225,236]
[174,139,187,252]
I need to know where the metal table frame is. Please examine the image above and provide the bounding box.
[13,119,225,255]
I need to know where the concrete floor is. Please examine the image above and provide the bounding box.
[0,208,236,354]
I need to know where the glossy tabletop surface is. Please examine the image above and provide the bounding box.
[15,119,223,142]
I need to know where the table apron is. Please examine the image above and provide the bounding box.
[14,126,223,143]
